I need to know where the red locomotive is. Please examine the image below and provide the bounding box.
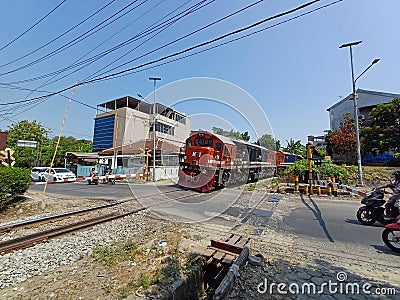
[178,131,284,192]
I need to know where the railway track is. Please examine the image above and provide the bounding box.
[0,188,186,234]
[0,188,203,254]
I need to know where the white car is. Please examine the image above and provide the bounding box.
[39,168,76,182]
[30,167,49,182]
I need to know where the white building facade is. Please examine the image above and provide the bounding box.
[92,96,190,179]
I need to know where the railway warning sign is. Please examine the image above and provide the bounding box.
[0,148,15,167]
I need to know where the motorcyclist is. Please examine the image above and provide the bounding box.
[90,167,96,178]
[377,170,400,219]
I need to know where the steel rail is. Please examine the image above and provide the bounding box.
[0,188,186,234]
[0,208,145,254]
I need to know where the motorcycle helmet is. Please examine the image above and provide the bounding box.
[392,170,400,180]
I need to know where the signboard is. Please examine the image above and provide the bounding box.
[17,140,38,148]
[0,148,15,167]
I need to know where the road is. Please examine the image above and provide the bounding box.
[29,181,277,225]
[282,194,387,248]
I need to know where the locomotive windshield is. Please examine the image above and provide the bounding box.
[194,138,213,146]
[186,139,192,146]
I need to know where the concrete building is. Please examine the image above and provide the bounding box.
[0,132,7,151]
[92,96,190,179]
[327,89,400,130]
[327,89,400,165]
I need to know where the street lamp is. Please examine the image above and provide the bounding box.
[149,77,161,182]
[339,41,380,186]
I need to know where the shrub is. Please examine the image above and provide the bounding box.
[278,159,357,184]
[0,166,31,209]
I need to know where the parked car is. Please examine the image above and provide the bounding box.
[30,167,49,182]
[39,168,76,182]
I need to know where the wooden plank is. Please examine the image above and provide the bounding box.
[235,237,250,248]
[226,235,241,244]
[213,251,226,261]
[202,249,216,259]
[210,239,244,255]
[222,254,235,265]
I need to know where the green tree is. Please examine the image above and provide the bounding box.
[41,136,92,166]
[255,134,279,151]
[284,139,306,156]
[211,127,250,141]
[361,98,400,156]
[7,120,50,168]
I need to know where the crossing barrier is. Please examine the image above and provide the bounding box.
[307,179,367,197]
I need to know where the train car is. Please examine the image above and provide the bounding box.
[178,131,278,192]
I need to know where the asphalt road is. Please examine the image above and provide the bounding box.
[282,194,387,247]
[30,182,388,247]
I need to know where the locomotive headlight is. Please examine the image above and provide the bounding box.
[201,169,207,174]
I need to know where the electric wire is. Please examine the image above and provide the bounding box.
[0,0,326,105]
[0,0,117,68]
[3,0,206,86]
[0,0,68,52]
[0,0,339,112]
[105,0,343,81]
[0,0,146,77]
[84,0,261,81]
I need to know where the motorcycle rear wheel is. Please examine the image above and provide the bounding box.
[382,228,400,253]
[356,207,376,225]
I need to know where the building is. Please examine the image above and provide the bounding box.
[327,89,400,130]
[0,132,7,151]
[92,96,190,179]
[327,89,400,165]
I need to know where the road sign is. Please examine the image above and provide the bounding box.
[0,148,15,167]
[17,140,37,148]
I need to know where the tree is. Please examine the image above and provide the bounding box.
[255,134,279,151]
[7,120,50,168]
[284,139,306,156]
[361,98,400,156]
[41,136,92,167]
[326,113,358,157]
[211,127,250,141]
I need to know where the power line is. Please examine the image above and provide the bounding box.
[0,0,68,52]
[1,0,337,107]
[0,0,146,77]
[3,0,206,86]
[108,0,344,80]
[82,0,322,84]
[0,0,117,68]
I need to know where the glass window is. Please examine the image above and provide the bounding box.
[176,114,186,124]
[204,139,213,146]
[216,142,222,151]
[186,139,192,146]
[195,138,202,145]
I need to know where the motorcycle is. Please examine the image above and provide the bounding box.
[382,215,400,253]
[356,189,399,225]
[87,172,99,185]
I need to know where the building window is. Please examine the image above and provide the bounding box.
[153,122,174,136]
[176,114,186,124]
[93,115,115,151]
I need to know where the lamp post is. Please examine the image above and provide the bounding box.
[149,77,161,182]
[339,41,380,186]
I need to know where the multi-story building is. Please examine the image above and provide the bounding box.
[327,89,400,130]
[327,89,400,165]
[92,96,190,179]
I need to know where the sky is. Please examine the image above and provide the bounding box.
[0,0,399,146]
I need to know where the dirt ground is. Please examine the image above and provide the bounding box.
[1,180,399,300]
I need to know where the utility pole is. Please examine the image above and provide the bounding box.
[149,77,161,182]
